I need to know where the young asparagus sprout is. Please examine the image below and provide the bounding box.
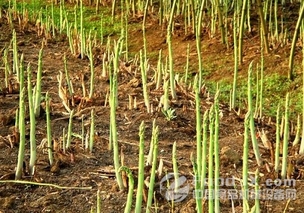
[140,50,150,113]
[62,128,66,153]
[292,114,301,146]
[34,48,43,117]
[15,42,26,179]
[214,90,220,213]
[172,141,179,193]
[281,93,290,179]
[162,79,170,111]
[27,63,36,176]
[64,54,73,97]
[280,114,285,139]
[110,38,124,190]
[184,43,190,86]
[201,109,209,194]
[208,105,215,213]
[46,92,53,166]
[156,50,163,90]
[167,0,177,100]
[13,30,19,81]
[111,0,116,23]
[232,9,238,110]
[194,75,202,212]
[81,115,85,147]
[135,121,145,213]
[255,63,260,119]
[85,130,89,151]
[142,0,148,61]
[195,0,205,90]
[300,31,304,154]
[288,3,304,80]
[146,119,156,166]
[66,109,74,149]
[119,166,134,213]
[3,48,10,88]
[15,108,19,131]
[238,0,248,64]
[100,15,103,44]
[146,123,159,212]
[102,54,107,78]
[247,62,262,166]
[254,169,261,213]
[259,44,264,119]
[89,40,94,99]
[243,112,250,213]
[80,0,85,59]
[89,109,95,153]
[15,88,26,180]
[256,0,270,54]
[275,104,281,173]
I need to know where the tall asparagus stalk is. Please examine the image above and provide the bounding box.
[248,62,262,166]
[27,64,36,176]
[110,38,124,190]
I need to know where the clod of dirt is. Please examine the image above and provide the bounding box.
[29,194,54,208]
[0,196,15,209]
[220,146,242,166]
[50,159,61,174]
[0,113,14,126]
[178,199,196,213]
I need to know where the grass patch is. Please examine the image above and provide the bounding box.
[206,72,302,119]
[13,0,122,38]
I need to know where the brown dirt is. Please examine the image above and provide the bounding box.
[0,3,304,213]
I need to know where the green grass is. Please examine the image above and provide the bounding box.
[13,0,122,38]
[206,72,302,119]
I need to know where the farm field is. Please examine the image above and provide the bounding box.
[1,0,304,212]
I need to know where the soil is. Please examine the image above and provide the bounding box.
[0,2,304,213]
